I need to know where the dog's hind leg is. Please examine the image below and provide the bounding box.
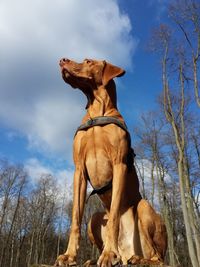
[88,212,108,252]
[137,199,167,264]
[84,212,107,266]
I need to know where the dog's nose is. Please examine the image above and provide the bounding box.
[63,58,70,63]
[59,58,70,66]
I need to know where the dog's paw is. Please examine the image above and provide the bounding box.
[139,256,163,265]
[128,255,163,265]
[83,259,97,267]
[128,255,141,265]
[149,256,164,265]
[54,254,76,266]
[97,251,121,267]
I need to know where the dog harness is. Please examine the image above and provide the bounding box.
[74,116,135,199]
[74,116,128,136]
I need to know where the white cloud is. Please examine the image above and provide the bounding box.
[26,91,85,159]
[25,158,74,198]
[0,0,137,160]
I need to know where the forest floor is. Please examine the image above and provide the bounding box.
[36,264,172,267]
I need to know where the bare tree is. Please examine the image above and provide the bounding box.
[0,160,72,267]
[0,161,28,267]
[134,112,180,266]
[26,175,58,266]
[169,0,200,108]
[151,23,200,267]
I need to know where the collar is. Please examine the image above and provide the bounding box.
[74,116,128,137]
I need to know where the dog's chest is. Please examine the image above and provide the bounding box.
[75,126,114,188]
[74,124,128,188]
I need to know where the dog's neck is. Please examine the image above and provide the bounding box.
[82,80,123,122]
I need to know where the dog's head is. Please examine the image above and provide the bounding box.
[59,58,125,90]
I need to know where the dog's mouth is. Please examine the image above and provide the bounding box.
[61,67,93,90]
[61,68,79,88]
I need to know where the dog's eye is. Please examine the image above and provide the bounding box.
[85,59,91,64]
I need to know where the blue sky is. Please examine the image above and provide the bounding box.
[0,0,169,185]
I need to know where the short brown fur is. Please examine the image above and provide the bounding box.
[55,58,167,267]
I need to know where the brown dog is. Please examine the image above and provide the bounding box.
[55,58,167,266]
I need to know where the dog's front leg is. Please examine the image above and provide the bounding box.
[97,163,127,267]
[55,166,87,266]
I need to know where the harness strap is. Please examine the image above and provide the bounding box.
[74,116,128,137]
[86,180,112,203]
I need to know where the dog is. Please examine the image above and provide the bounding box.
[55,58,167,266]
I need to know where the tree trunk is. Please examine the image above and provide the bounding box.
[156,164,179,267]
[161,39,200,266]
[27,230,35,267]
[193,56,200,108]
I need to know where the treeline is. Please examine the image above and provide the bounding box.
[0,160,103,267]
[0,160,60,267]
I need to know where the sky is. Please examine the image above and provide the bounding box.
[0,0,169,186]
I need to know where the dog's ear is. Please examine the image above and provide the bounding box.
[102,61,125,86]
